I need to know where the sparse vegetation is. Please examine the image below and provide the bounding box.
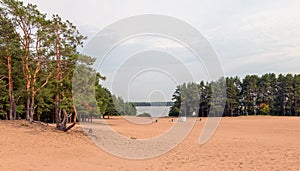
[137,112,151,117]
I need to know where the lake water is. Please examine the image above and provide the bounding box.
[136,106,171,118]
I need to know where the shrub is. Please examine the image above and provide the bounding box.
[137,112,151,117]
[259,103,270,115]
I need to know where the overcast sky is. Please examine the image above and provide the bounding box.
[23,0,300,101]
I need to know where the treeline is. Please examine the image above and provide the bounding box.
[0,0,135,130]
[134,102,174,107]
[80,73,136,121]
[169,73,300,117]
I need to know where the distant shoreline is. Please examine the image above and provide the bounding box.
[133,102,174,107]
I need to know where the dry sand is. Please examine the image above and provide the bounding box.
[0,116,299,170]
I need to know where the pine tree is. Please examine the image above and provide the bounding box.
[169,86,181,117]
[225,77,239,116]
[2,0,52,121]
[293,74,300,116]
[0,8,20,120]
[47,15,86,130]
[241,75,259,115]
[257,73,276,115]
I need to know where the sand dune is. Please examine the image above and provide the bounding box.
[0,116,299,170]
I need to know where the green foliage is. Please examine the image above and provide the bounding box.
[0,0,134,123]
[0,80,8,119]
[259,103,270,115]
[169,82,200,117]
[169,73,300,117]
[113,96,137,116]
[93,74,136,119]
[0,0,299,124]
[225,77,240,116]
[169,86,181,117]
[137,112,151,117]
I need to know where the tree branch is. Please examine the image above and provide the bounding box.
[0,75,8,80]
[36,72,52,92]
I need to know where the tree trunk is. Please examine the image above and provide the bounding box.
[25,96,30,120]
[55,29,62,127]
[24,37,31,121]
[57,109,67,131]
[9,97,13,120]
[57,109,76,132]
[60,106,78,131]
[8,54,13,120]
[29,95,35,122]
[12,95,16,119]
[73,105,77,124]
[63,108,77,132]
[55,94,60,127]
[229,103,233,116]
[8,95,16,120]
[37,111,40,121]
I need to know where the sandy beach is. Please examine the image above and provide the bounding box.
[0,116,299,170]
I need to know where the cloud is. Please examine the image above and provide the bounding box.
[23,0,300,100]
[123,36,185,49]
[203,0,300,76]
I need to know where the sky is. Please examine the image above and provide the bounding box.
[23,0,300,101]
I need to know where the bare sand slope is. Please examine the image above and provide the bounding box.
[0,116,299,170]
